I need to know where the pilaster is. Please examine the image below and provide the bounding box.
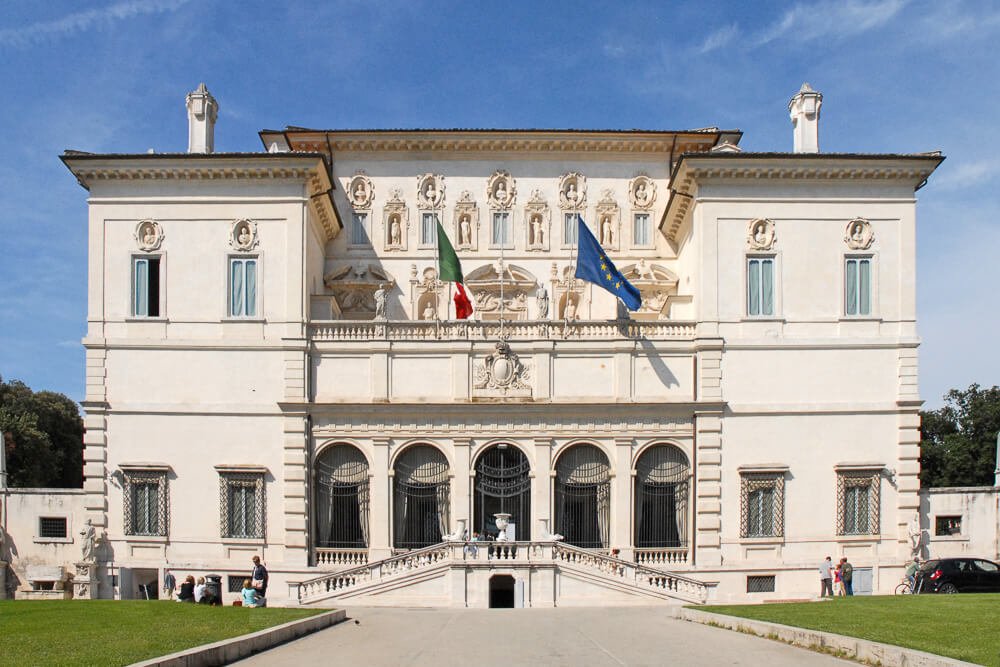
[533,437,552,539]
[82,347,109,529]
[282,411,308,566]
[613,436,633,558]
[452,438,471,536]
[369,437,392,560]
[694,411,723,567]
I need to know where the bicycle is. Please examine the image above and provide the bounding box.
[894,576,915,595]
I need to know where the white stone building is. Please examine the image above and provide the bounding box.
[40,83,960,606]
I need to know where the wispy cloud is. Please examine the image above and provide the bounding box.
[0,0,192,49]
[754,0,907,45]
[933,158,1000,191]
[698,23,739,54]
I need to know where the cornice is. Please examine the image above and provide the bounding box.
[659,154,944,241]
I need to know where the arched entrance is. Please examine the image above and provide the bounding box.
[489,574,515,608]
[474,444,531,541]
[634,445,690,549]
[554,444,611,549]
[393,445,450,549]
[314,444,370,549]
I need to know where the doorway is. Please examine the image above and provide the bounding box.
[489,575,515,608]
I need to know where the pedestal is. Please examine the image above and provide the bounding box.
[73,561,98,600]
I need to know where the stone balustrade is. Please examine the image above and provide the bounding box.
[309,319,697,342]
[633,547,689,567]
[314,548,369,568]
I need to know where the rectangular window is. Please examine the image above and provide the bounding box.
[747,257,775,317]
[746,575,776,593]
[491,212,511,246]
[132,257,160,317]
[38,517,68,539]
[740,472,784,538]
[845,257,872,316]
[123,470,168,537]
[935,515,962,536]
[633,213,651,246]
[837,470,880,536]
[228,575,246,593]
[219,472,265,539]
[351,212,369,245]
[420,212,438,245]
[229,258,257,317]
[564,213,578,245]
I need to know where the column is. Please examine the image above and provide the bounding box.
[452,438,471,538]
[533,437,552,538]
[613,437,633,558]
[369,437,392,560]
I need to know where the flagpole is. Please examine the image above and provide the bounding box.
[499,207,505,337]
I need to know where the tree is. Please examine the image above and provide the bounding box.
[0,376,83,488]
[919,383,1000,488]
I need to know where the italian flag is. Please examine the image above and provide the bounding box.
[436,221,473,319]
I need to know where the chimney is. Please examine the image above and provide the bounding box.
[788,83,822,153]
[186,83,218,154]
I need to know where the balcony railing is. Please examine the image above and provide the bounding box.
[634,547,689,567]
[309,319,696,342]
[314,548,368,568]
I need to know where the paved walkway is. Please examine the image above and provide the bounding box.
[236,607,849,666]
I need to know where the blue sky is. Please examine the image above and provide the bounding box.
[0,0,997,408]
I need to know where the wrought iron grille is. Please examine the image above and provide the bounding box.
[219,472,265,539]
[315,445,370,548]
[123,470,168,537]
[394,446,450,549]
[836,470,881,536]
[555,445,611,548]
[38,517,67,538]
[474,445,531,540]
[740,473,785,538]
[746,575,776,593]
[228,575,247,593]
[635,445,690,548]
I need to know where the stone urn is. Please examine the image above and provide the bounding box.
[494,513,511,542]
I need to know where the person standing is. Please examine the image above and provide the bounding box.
[841,557,854,596]
[250,555,268,598]
[833,563,844,596]
[163,569,176,599]
[819,556,834,597]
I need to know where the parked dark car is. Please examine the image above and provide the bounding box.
[915,558,1000,593]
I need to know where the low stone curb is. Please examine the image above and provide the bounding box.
[130,609,347,667]
[678,608,979,667]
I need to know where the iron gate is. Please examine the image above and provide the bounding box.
[634,445,689,548]
[314,444,370,548]
[394,445,450,549]
[474,445,531,540]
[554,445,610,549]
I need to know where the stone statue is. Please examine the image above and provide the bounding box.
[459,215,472,245]
[754,220,768,245]
[374,283,388,320]
[353,183,366,204]
[530,215,544,246]
[536,286,549,319]
[495,182,509,204]
[142,224,157,247]
[601,216,613,246]
[566,182,578,203]
[390,216,402,246]
[635,182,648,205]
[425,182,438,205]
[908,513,922,557]
[80,519,97,562]
[564,297,577,321]
[237,224,251,248]
[422,301,437,320]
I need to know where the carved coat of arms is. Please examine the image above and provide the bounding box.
[473,341,532,397]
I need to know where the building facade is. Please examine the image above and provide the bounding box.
[45,84,953,605]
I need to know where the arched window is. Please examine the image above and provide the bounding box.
[393,445,450,549]
[634,445,690,548]
[474,444,531,540]
[554,445,611,548]
[314,444,369,549]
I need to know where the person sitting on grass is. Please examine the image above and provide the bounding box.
[193,576,206,603]
[241,579,259,607]
[177,575,195,602]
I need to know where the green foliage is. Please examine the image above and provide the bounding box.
[0,376,83,488]
[919,383,1000,488]
[0,600,324,667]
[703,594,1000,666]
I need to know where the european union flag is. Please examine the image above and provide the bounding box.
[574,215,642,311]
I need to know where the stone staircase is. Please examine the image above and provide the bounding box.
[290,541,712,607]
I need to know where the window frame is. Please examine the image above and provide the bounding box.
[843,254,875,317]
[122,467,169,538]
[419,211,439,248]
[489,211,513,250]
[227,254,260,319]
[631,212,653,248]
[562,212,579,249]
[35,515,72,543]
[349,211,371,247]
[130,254,164,319]
[739,468,786,540]
[745,254,778,319]
[836,468,881,537]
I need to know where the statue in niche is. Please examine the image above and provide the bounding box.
[850,220,865,243]
[601,216,613,246]
[420,301,437,320]
[564,297,578,320]
[237,224,252,248]
[425,182,438,205]
[353,182,366,205]
[374,283,389,320]
[530,214,544,246]
[753,220,768,246]
[143,224,158,247]
[80,519,97,562]
[908,513,923,557]
[536,286,549,319]
[390,215,402,246]
[635,182,649,206]
[566,182,579,204]
[459,214,472,245]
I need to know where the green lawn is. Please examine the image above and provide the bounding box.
[702,594,1000,666]
[0,600,326,667]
